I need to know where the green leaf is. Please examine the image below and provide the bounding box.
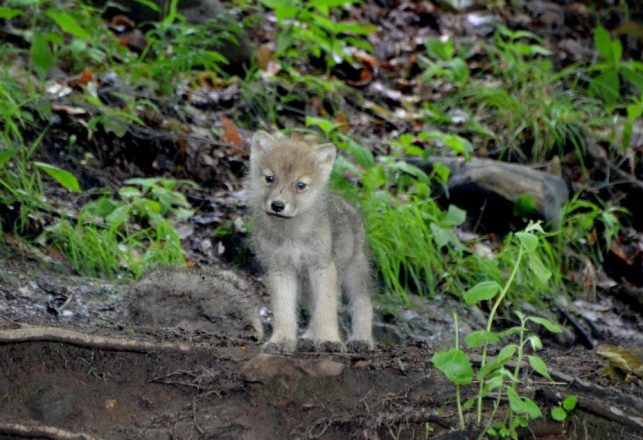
[594,25,614,63]
[463,280,501,305]
[430,223,451,248]
[528,254,552,284]
[0,7,22,19]
[45,11,91,40]
[562,395,577,411]
[106,204,130,227]
[506,387,527,414]
[305,116,339,134]
[516,231,538,252]
[513,194,536,217]
[431,348,473,385]
[526,316,562,333]
[527,335,543,351]
[0,149,18,167]
[30,32,54,79]
[479,344,518,378]
[551,406,567,422]
[425,36,453,60]
[528,355,552,380]
[465,330,500,348]
[443,204,466,226]
[34,162,80,192]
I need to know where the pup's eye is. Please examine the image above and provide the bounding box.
[265,175,275,184]
[296,181,307,191]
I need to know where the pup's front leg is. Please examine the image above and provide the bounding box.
[301,263,343,352]
[263,270,298,353]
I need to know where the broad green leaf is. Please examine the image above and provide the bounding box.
[551,407,567,422]
[528,254,552,284]
[0,7,22,19]
[479,344,518,378]
[30,32,54,79]
[589,70,620,103]
[465,330,500,348]
[514,194,536,217]
[506,387,526,414]
[443,204,466,226]
[523,397,543,419]
[132,0,160,11]
[425,36,453,60]
[516,231,538,252]
[0,149,18,167]
[449,57,469,85]
[118,187,142,199]
[463,280,501,305]
[562,395,577,411]
[34,162,80,192]
[431,348,473,385]
[106,204,130,227]
[430,223,451,248]
[46,11,91,40]
[528,355,552,380]
[305,116,338,134]
[594,25,614,63]
[527,335,543,351]
[527,316,562,333]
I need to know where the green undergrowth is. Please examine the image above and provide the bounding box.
[0,0,632,295]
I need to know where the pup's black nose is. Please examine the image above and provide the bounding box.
[271,201,285,213]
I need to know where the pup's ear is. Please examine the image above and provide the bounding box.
[251,131,276,158]
[313,143,337,179]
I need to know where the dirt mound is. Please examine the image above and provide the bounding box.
[126,268,265,339]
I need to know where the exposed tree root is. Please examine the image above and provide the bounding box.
[0,421,101,440]
[0,326,204,353]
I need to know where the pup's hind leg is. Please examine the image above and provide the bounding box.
[344,255,374,352]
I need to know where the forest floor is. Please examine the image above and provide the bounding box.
[0,250,642,439]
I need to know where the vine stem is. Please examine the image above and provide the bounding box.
[476,246,526,426]
[453,312,465,430]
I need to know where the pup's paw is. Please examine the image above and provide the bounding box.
[346,339,375,352]
[318,340,345,353]
[262,338,296,354]
[297,338,316,352]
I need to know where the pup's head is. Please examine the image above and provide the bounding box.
[248,131,336,219]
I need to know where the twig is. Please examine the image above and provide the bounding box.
[540,388,643,431]
[0,421,101,440]
[0,326,204,353]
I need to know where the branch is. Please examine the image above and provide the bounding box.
[0,326,202,353]
[0,422,101,440]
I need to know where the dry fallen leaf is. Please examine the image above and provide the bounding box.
[221,116,242,147]
[69,67,94,88]
[596,344,643,382]
[105,399,117,411]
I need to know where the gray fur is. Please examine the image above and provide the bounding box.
[246,131,374,353]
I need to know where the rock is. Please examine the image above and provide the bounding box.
[407,156,569,230]
[241,354,344,383]
[27,385,75,423]
[127,267,264,339]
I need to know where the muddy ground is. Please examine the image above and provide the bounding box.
[1,254,642,440]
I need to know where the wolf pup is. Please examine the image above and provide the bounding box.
[246,131,374,353]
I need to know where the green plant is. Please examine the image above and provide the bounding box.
[432,222,563,438]
[587,25,643,106]
[550,395,577,422]
[260,0,374,72]
[39,178,193,278]
[421,36,470,87]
